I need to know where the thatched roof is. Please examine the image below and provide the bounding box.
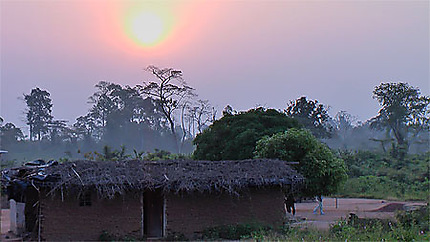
[2,159,304,199]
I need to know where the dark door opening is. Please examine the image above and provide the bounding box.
[144,190,164,237]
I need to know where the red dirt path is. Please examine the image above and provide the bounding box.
[290,197,426,230]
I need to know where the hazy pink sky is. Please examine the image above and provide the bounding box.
[1,0,429,130]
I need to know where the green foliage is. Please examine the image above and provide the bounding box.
[328,217,430,241]
[132,149,145,160]
[329,218,393,241]
[98,230,138,241]
[336,151,429,200]
[0,159,17,169]
[193,108,299,160]
[84,145,130,161]
[24,87,54,141]
[99,230,116,241]
[372,82,430,155]
[142,149,189,161]
[254,128,347,196]
[84,147,190,161]
[202,223,272,240]
[0,122,24,146]
[165,232,188,241]
[201,216,429,241]
[396,204,429,233]
[285,96,332,138]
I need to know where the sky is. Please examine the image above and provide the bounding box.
[1,0,429,132]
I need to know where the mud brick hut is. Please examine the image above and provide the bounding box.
[1,159,304,240]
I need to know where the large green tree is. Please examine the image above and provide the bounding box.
[193,107,300,160]
[24,87,54,141]
[372,82,429,154]
[285,96,332,138]
[254,128,347,197]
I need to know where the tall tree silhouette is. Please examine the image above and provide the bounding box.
[371,82,429,155]
[140,65,195,152]
[24,87,53,141]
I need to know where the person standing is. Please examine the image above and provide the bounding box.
[284,193,296,216]
[313,195,324,215]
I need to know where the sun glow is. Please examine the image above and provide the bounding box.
[132,12,163,45]
[114,1,220,53]
[125,7,173,48]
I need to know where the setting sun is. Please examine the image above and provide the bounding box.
[124,7,173,48]
[131,12,163,45]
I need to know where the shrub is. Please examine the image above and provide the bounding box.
[193,108,299,160]
[255,128,347,197]
[336,151,429,200]
[396,204,429,233]
[202,223,272,240]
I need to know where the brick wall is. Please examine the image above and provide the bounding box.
[38,187,284,240]
[40,191,141,241]
[165,187,285,239]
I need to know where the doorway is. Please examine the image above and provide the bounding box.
[143,190,164,237]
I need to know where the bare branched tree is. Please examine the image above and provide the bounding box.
[139,65,195,152]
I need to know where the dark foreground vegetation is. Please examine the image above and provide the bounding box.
[201,205,429,241]
[97,205,429,241]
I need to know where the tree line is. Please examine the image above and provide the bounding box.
[0,66,428,161]
[1,66,217,159]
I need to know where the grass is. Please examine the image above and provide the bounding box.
[335,151,429,201]
[202,205,429,241]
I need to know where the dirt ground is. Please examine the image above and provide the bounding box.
[0,197,426,239]
[291,197,426,230]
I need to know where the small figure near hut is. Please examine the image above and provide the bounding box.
[284,193,295,216]
[313,195,324,215]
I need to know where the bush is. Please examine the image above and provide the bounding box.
[193,108,299,160]
[165,232,188,241]
[396,204,429,233]
[228,217,429,241]
[336,151,429,200]
[202,223,272,240]
[255,128,347,197]
[328,216,429,241]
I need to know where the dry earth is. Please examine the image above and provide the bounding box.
[291,197,426,230]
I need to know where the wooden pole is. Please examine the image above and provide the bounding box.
[140,193,144,238]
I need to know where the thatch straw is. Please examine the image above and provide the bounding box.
[5,159,304,199]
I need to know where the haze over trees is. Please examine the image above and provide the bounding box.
[0,75,428,164]
[1,66,219,161]
[1,73,429,205]
[139,66,196,152]
[0,122,24,146]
